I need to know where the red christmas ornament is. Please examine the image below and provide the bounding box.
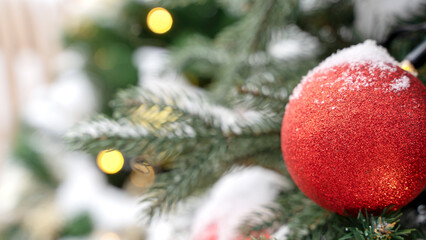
[281,40,426,216]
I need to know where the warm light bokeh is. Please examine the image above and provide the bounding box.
[130,166,155,188]
[147,7,173,34]
[99,232,121,240]
[97,150,125,174]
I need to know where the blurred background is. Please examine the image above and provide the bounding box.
[0,0,237,239]
[0,0,425,240]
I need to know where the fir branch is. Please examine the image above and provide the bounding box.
[159,0,209,8]
[143,133,282,218]
[64,116,203,157]
[234,149,285,174]
[235,69,289,103]
[170,35,228,77]
[112,82,282,136]
[297,208,418,240]
[339,209,416,240]
[217,0,253,16]
[249,0,278,53]
[215,0,298,54]
[142,144,230,218]
[237,81,289,101]
[238,188,330,240]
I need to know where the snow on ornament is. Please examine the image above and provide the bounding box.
[281,40,426,216]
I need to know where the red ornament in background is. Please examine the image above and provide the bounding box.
[199,223,219,240]
[199,223,270,240]
[281,40,426,216]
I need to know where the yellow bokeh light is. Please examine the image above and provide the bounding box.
[147,7,173,34]
[97,150,124,174]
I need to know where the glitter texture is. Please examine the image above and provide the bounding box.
[281,47,426,216]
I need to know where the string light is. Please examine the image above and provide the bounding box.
[147,7,173,34]
[97,150,124,174]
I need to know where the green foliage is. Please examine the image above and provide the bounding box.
[65,0,237,115]
[13,124,58,187]
[339,210,415,240]
[0,224,30,240]
[60,212,94,237]
[294,209,418,240]
[65,0,426,237]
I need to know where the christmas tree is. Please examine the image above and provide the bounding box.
[65,0,426,239]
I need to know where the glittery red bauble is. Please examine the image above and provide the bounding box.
[281,41,426,216]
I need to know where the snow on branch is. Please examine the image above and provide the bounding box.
[114,80,280,135]
[64,115,197,155]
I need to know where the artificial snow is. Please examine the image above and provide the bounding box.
[190,166,290,240]
[354,0,426,41]
[133,49,279,136]
[267,25,320,60]
[313,40,397,73]
[140,80,276,135]
[390,75,410,92]
[56,152,142,230]
[289,40,404,101]
[22,51,99,135]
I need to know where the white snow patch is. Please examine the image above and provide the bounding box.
[354,0,426,41]
[146,198,201,240]
[289,40,399,100]
[271,225,290,239]
[190,166,290,240]
[140,80,275,135]
[289,83,304,100]
[22,50,99,135]
[268,25,320,60]
[313,40,397,72]
[390,75,410,92]
[133,47,188,85]
[56,153,142,230]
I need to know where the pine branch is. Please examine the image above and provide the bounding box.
[159,0,209,8]
[234,149,285,174]
[208,0,299,97]
[142,144,230,218]
[339,209,415,240]
[215,0,298,54]
[112,82,282,136]
[241,189,328,240]
[64,116,203,158]
[229,56,319,128]
[143,133,282,218]
[249,0,278,53]
[217,0,253,16]
[296,208,419,240]
[170,35,228,77]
